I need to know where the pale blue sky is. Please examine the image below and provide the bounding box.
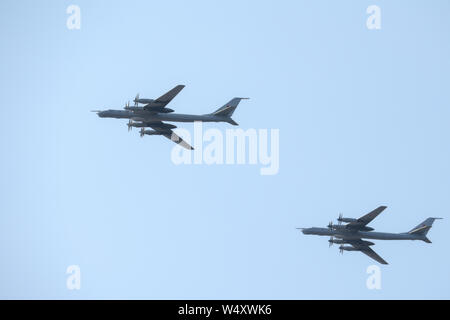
[0,0,449,299]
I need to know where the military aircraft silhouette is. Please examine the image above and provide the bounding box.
[298,206,442,264]
[93,85,248,150]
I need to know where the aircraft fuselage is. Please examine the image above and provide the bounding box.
[97,109,232,124]
[301,227,425,241]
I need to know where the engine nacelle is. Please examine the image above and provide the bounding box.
[343,223,374,232]
[330,240,374,246]
[129,122,147,128]
[152,123,177,129]
[124,106,144,111]
[135,98,154,104]
[328,239,347,244]
[145,107,174,113]
[328,224,347,231]
[338,217,358,223]
[339,245,360,252]
[141,130,163,136]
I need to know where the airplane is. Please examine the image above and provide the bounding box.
[92,85,249,150]
[298,206,442,264]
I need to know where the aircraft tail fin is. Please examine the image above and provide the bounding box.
[407,218,442,240]
[211,97,249,117]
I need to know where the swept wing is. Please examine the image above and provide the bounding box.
[348,240,388,265]
[145,121,193,150]
[143,85,185,110]
[347,206,387,229]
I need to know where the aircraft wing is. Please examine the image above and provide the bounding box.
[154,85,185,107]
[148,122,193,150]
[348,240,388,265]
[347,206,387,228]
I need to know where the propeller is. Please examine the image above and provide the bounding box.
[127,120,133,132]
[339,247,344,255]
[338,213,343,225]
[134,93,139,106]
[328,236,334,248]
[327,221,334,230]
[140,128,145,137]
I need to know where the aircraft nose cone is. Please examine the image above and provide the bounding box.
[300,228,310,234]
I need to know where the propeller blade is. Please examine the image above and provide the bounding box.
[140,128,145,137]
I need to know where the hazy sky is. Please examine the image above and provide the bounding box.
[1,0,449,299]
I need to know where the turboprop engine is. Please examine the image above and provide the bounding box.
[337,216,358,224]
[134,94,154,105]
[140,129,164,137]
[152,123,177,130]
[127,120,146,131]
[132,94,175,113]
[339,245,360,254]
[329,239,375,247]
